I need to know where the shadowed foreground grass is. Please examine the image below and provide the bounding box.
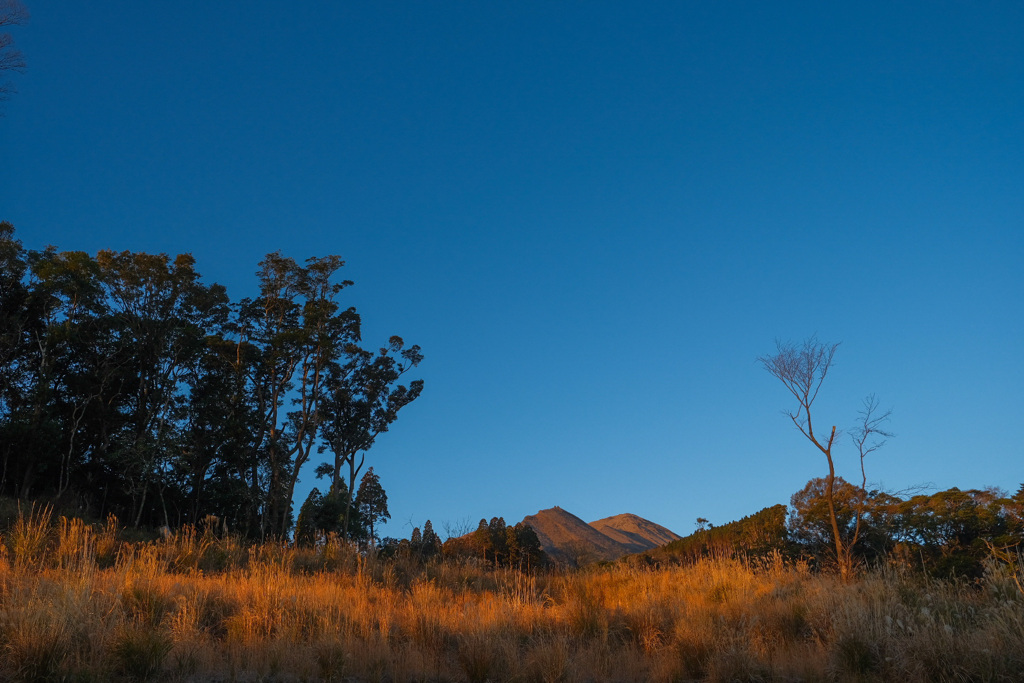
[1,510,1022,682]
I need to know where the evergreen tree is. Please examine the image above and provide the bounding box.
[410,526,422,554]
[294,487,324,546]
[488,517,508,565]
[511,522,545,570]
[421,519,441,557]
[355,467,390,545]
[506,525,521,566]
[472,518,494,562]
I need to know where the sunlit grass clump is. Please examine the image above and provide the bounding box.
[0,513,1021,681]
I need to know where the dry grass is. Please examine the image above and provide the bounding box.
[0,516,1021,681]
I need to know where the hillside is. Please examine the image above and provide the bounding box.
[642,504,791,563]
[521,507,680,564]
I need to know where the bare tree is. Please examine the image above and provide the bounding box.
[0,0,28,109]
[758,337,849,576]
[847,394,893,557]
[760,339,896,579]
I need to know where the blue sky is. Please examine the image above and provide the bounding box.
[3,2,1022,539]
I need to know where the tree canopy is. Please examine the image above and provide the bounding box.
[0,223,423,538]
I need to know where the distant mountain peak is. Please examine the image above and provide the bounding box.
[520,507,680,565]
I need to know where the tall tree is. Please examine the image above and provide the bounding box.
[236,252,358,537]
[420,519,441,557]
[21,247,107,500]
[0,227,424,538]
[179,333,261,529]
[0,222,27,383]
[760,337,846,573]
[760,338,893,579]
[488,516,509,565]
[95,250,228,527]
[279,255,359,535]
[236,253,305,537]
[472,518,494,562]
[0,221,31,494]
[319,335,423,539]
[355,466,389,546]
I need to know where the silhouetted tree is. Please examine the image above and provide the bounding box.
[0,222,27,392]
[180,332,261,531]
[471,518,494,562]
[421,519,441,557]
[294,487,326,546]
[488,516,508,565]
[507,522,545,570]
[0,224,426,539]
[318,336,423,539]
[2,244,104,502]
[96,250,229,527]
[236,252,360,537]
[355,467,389,546]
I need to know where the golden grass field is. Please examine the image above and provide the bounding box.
[1,508,1022,682]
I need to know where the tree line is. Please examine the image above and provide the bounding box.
[379,516,548,571]
[0,222,422,540]
[663,335,1024,579]
[644,480,1024,579]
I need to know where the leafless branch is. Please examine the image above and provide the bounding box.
[0,0,27,27]
[759,336,840,450]
[0,0,27,105]
[851,394,894,460]
[847,394,894,552]
[0,34,25,71]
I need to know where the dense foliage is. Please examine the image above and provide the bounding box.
[789,479,1024,578]
[645,504,792,564]
[0,222,422,539]
[646,480,1024,579]
[439,516,547,570]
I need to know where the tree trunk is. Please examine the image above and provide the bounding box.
[823,450,849,580]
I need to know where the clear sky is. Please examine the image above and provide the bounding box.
[3,2,1022,539]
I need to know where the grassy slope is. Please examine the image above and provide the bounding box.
[0,508,1022,682]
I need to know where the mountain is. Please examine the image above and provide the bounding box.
[589,513,682,554]
[521,507,680,564]
[521,507,625,564]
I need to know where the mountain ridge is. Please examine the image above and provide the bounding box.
[520,507,680,564]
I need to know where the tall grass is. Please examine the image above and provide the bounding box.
[0,514,1021,681]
